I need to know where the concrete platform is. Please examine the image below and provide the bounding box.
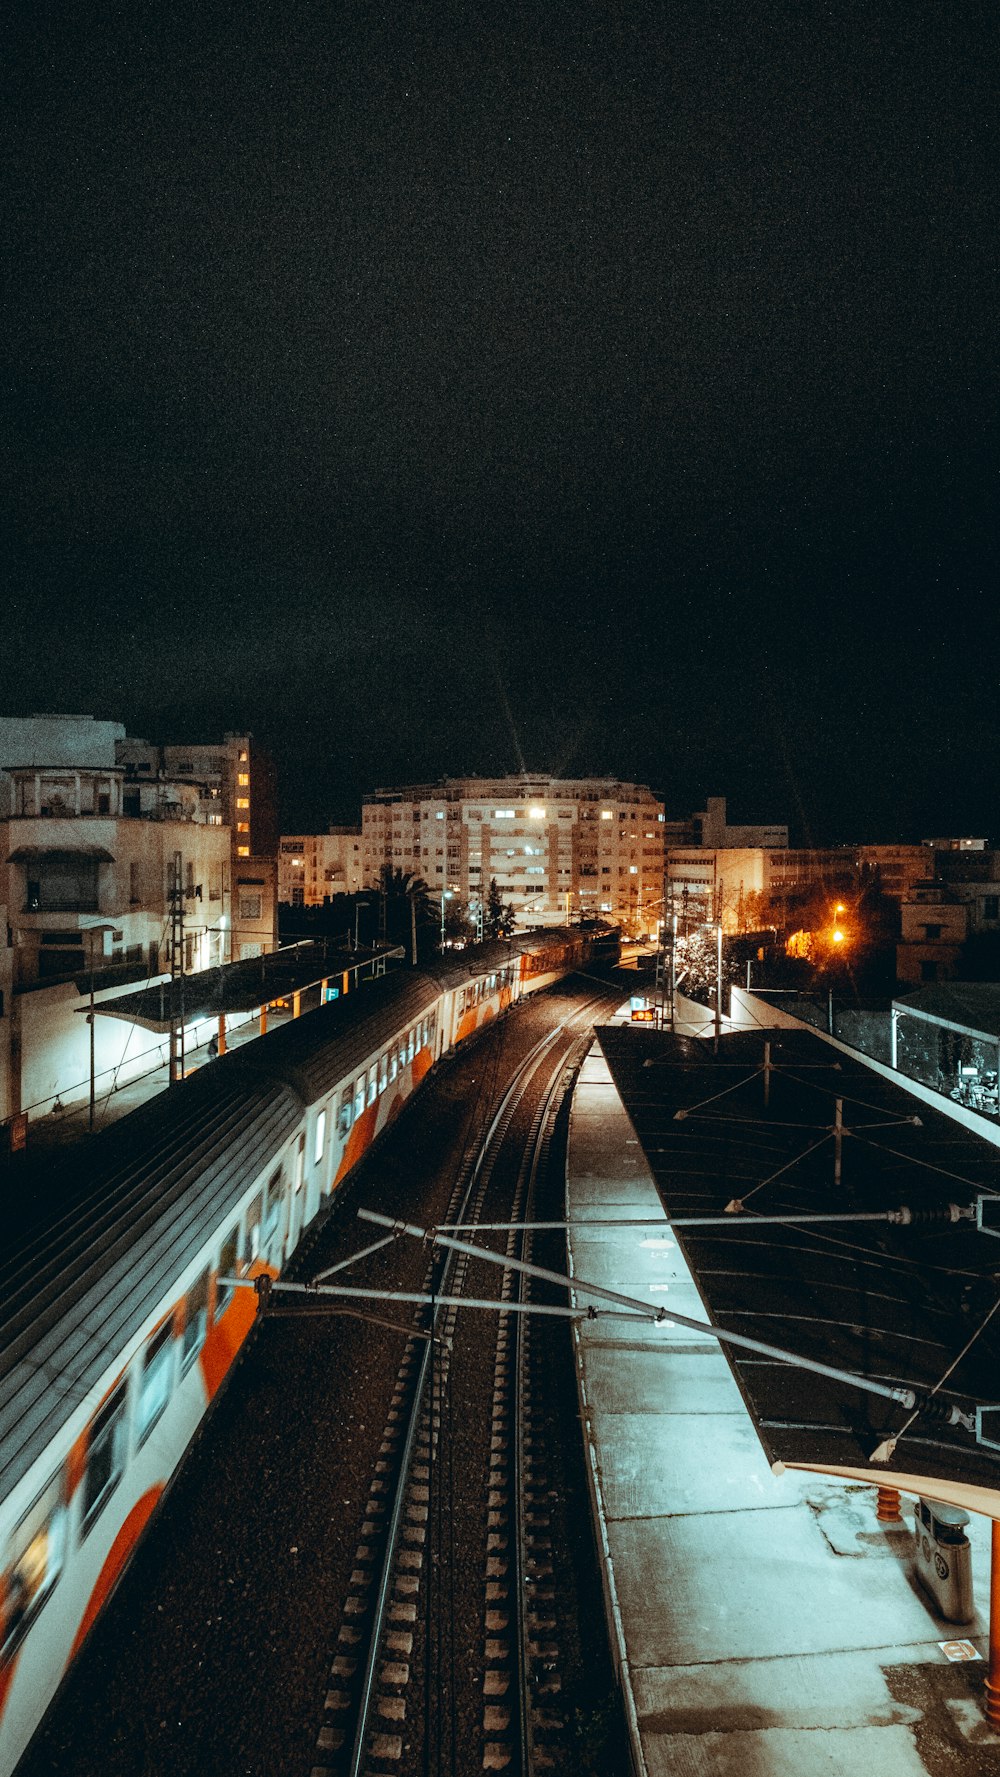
[566,1039,1000,1777]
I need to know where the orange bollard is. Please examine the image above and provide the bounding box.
[259,1002,268,1035]
[876,1485,903,1523]
[986,1521,1000,1727]
[217,1015,226,1057]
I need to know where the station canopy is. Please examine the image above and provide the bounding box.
[892,982,1000,1045]
[597,1024,1000,1514]
[87,940,402,1032]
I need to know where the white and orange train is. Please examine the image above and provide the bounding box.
[0,927,606,1773]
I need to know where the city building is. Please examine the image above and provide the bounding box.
[664,796,789,850]
[896,880,970,985]
[115,731,278,954]
[278,827,364,906]
[362,775,665,931]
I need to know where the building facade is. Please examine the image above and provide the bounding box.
[362,776,665,931]
[278,827,364,906]
[115,731,278,954]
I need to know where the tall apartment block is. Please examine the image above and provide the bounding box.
[362,775,665,931]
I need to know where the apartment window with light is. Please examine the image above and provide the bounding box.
[236,797,250,809]
[237,773,250,787]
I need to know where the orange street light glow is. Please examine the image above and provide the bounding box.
[831,928,846,943]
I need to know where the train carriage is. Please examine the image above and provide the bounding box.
[0,928,607,1774]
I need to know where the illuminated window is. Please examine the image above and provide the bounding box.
[1,1474,66,1657]
[354,1077,365,1119]
[237,773,250,787]
[367,1063,378,1106]
[495,809,515,819]
[244,1194,262,1264]
[338,1086,353,1137]
[237,845,250,857]
[379,1052,389,1091]
[528,807,546,820]
[136,1321,175,1446]
[182,1270,210,1373]
[237,822,250,834]
[236,797,250,809]
[215,1227,239,1317]
[629,865,638,874]
[600,810,613,820]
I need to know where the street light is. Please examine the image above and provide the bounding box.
[440,889,453,948]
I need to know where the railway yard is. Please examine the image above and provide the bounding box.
[14,976,630,1777]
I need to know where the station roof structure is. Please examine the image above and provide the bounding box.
[87,940,404,1031]
[892,983,1000,1045]
[596,1024,1000,1513]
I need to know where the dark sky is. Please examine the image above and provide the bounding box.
[3,2,998,842]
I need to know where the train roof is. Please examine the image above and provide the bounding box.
[0,1068,302,1505]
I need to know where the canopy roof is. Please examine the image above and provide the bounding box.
[893,983,1000,1045]
[597,1024,1000,1511]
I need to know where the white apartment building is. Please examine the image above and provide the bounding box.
[362,776,665,931]
[279,827,364,906]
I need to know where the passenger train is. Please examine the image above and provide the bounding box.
[0,927,607,1773]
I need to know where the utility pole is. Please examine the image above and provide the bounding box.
[714,921,723,1054]
[168,850,185,1086]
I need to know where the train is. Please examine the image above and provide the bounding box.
[0,926,610,1774]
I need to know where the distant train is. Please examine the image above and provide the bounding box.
[0,927,609,1774]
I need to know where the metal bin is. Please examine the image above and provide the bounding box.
[913,1498,974,1624]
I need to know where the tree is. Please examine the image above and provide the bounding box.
[484,878,516,940]
[366,868,436,958]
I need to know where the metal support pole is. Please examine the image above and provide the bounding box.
[834,1097,843,1187]
[88,966,96,1134]
[986,1520,1000,1727]
[217,1014,226,1057]
[714,921,723,1053]
[764,1039,771,1110]
[292,990,301,1019]
[260,1003,268,1035]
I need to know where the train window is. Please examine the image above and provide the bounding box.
[81,1384,129,1537]
[136,1321,175,1447]
[181,1270,210,1374]
[294,1132,306,1192]
[389,1047,398,1082]
[1,1474,66,1658]
[406,1028,415,1063]
[379,1052,388,1092]
[215,1228,240,1318]
[244,1194,262,1264]
[354,1077,365,1119]
[366,1063,377,1106]
[417,1020,426,1050]
[428,1012,436,1049]
[337,1086,353,1138]
[313,1112,326,1167]
[263,1173,284,1258]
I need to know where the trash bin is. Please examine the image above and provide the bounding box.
[913,1498,974,1623]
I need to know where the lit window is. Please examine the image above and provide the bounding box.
[244,1194,262,1264]
[630,865,638,874]
[314,1109,326,1166]
[236,797,250,809]
[237,821,250,834]
[237,773,250,787]
[495,809,515,819]
[600,810,613,820]
[354,1077,365,1119]
[237,845,250,857]
[182,1270,210,1373]
[435,810,445,819]
[338,1086,353,1137]
[367,1063,378,1105]
[379,1052,388,1091]
[136,1321,175,1446]
[1,1474,66,1657]
[529,807,546,819]
[215,1227,239,1318]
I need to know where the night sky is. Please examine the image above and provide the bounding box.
[4,3,998,841]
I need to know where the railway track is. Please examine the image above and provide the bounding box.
[307,1001,606,1776]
